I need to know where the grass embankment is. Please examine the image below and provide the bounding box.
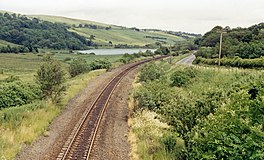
[129,57,264,159]
[0,69,105,159]
[0,51,157,159]
[0,52,121,159]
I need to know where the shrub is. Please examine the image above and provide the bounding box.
[161,133,187,159]
[194,56,264,68]
[0,81,41,108]
[120,53,135,64]
[90,59,112,70]
[63,57,71,62]
[69,57,90,77]
[170,67,197,87]
[35,59,66,103]
[154,46,170,55]
[139,63,165,82]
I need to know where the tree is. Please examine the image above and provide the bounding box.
[36,58,66,103]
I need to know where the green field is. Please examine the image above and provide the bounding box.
[0,40,21,47]
[30,15,110,27]
[0,53,123,81]
[30,15,185,46]
[70,27,183,46]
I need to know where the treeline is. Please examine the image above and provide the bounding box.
[195,23,264,59]
[73,24,112,30]
[0,45,30,53]
[194,56,264,68]
[0,12,92,52]
[141,29,201,39]
[145,36,167,40]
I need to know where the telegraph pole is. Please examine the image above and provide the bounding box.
[218,32,223,66]
[169,45,172,64]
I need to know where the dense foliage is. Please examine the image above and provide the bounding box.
[120,50,154,64]
[0,80,40,108]
[0,12,92,52]
[134,62,264,159]
[195,23,264,67]
[195,23,264,59]
[89,59,112,70]
[138,62,165,82]
[69,57,90,77]
[194,56,264,68]
[36,58,66,103]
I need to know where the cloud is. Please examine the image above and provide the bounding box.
[1,0,264,33]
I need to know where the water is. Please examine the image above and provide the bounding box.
[78,48,156,55]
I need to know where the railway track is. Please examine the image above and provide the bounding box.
[56,55,168,160]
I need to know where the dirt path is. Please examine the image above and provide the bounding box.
[16,64,137,160]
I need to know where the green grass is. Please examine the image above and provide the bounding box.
[0,12,186,48]
[27,14,184,47]
[70,27,183,46]
[0,69,105,159]
[0,53,123,81]
[30,15,109,27]
[0,40,21,47]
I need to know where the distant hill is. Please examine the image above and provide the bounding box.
[0,11,199,53]
[31,15,198,47]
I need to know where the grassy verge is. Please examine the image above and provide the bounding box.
[128,55,191,160]
[0,69,104,159]
[128,76,169,160]
[130,57,264,159]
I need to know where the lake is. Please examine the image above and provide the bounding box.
[78,48,156,55]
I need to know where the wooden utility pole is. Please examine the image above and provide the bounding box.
[169,45,172,64]
[218,32,223,66]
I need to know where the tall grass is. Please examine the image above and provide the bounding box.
[0,69,104,159]
[130,58,264,159]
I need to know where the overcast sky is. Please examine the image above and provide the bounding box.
[1,0,263,34]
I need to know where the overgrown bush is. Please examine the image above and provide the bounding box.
[194,56,264,68]
[155,46,170,55]
[188,85,264,159]
[90,59,111,70]
[0,81,41,108]
[161,133,187,160]
[139,63,166,82]
[69,57,90,77]
[36,59,66,103]
[134,64,264,159]
[134,81,174,111]
[120,53,135,64]
[170,67,197,87]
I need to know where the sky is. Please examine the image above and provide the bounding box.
[1,0,264,34]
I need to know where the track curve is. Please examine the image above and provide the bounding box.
[56,56,168,160]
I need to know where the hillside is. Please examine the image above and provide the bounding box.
[0,11,199,53]
[31,15,190,47]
